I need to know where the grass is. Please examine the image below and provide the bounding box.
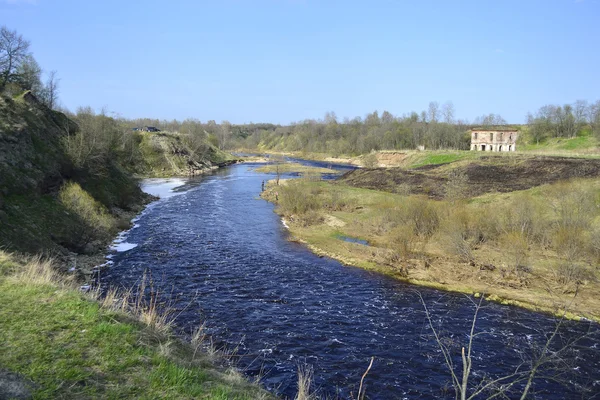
[406,151,475,168]
[263,178,600,321]
[0,252,272,399]
[254,162,338,175]
[519,135,600,154]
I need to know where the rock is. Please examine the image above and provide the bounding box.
[480,263,496,272]
[82,240,102,255]
[0,369,36,400]
[516,265,532,274]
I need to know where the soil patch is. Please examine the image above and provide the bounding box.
[0,370,35,400]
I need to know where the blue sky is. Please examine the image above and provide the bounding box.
[2,0,599,124]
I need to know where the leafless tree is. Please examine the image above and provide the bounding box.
[418,291,596,399]
[0,26,31,89]
[442,101,455,124]
[42,70,60,109]
[428,101,440,123]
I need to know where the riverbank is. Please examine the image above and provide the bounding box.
[262,175,600,322]
[0,251,272,399]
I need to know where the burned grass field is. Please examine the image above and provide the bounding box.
[339,155,600,199]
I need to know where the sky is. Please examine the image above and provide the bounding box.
[1,0,599,124]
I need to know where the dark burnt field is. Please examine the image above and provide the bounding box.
[338,155,600,198]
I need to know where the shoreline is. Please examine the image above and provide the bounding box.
[280,215,597,323]
[267,189,600,324]
[76,161,241,284]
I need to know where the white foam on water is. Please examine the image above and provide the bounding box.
[141,178,187,199]
[111,242,138,252]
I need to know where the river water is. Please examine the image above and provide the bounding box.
[102,162,600,399]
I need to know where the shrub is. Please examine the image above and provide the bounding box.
[552,226,588,262]
[324,187,355,211]
[390,227,417,260]
[548,181,597,231]
[439,208,473,262]
[499,194,547,244]
[59,181,116,243]
[362,151,378,168]
[278,181,321,215]
[500,231,529,273]
[553,262,596,287]
[444,169,469,203]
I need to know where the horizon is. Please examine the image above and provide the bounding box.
[2,0,599,124]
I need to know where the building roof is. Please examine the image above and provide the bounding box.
[471,126,519,132]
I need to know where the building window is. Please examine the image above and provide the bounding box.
[474,132,478,140]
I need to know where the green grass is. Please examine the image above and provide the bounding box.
[254,162,338,175]
[519,134,599,153]
[0,253,271,399]
[388,150,490,169]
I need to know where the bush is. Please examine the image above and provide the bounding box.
[324,187,355,211]
[278,181,322,215]
[499,194,547,244]
[390,227,417,260]
[439,208,473,262]
[500,231,529,273]
[59,181,116,244]
[444,169,468,202]
[553,262,596,287]
[362,151,378,168]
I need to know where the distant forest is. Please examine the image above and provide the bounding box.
[3,25,599,157]
[130,100,600,156]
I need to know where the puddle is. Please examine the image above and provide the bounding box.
[336,234,368,245]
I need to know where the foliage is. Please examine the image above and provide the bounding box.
[271,177,600,316]
[0,26,60,108]
[58,181,117,244]
[0,253,271,399]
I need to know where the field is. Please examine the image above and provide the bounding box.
[262,158,600,321]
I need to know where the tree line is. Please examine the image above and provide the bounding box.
[527,100,600,144]
[4,25,600,157]
[0,26,59,109]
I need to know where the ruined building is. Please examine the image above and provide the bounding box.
[470,129,518,152]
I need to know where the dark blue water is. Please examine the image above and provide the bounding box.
[102,163,600,399]
[336,234,369,246]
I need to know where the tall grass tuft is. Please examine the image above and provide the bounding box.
[294,365,315,400]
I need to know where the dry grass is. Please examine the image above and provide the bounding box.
[268,178,600,320]
[295,365,315,400]
[0,251,273,399]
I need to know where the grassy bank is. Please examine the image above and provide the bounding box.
[0,252,271,399]
[262,176,600,321]
[254,162,338,175]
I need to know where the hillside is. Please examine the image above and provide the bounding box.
[0,92,232,270]
[127,129,235,177]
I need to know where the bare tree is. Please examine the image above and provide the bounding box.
[418,291,595,400]
[428,101,440,123]
[442,101,455,124]
[42,70,59,109]
[0,26,31,89]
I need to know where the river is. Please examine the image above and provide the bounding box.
[101,161,600,399]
